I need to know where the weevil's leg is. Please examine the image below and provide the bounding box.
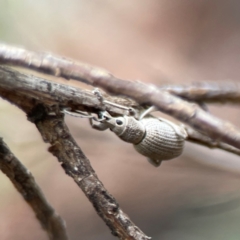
[89,117,109,131]
[139,106,158,119]
[93,88,105,103]
[158,117,188,139]
[63,107,110,130]
[102,99,136,117]
[104,100,134,111]
[139,106,188,139]
[62,109,93,119]
[147,158,162,167]
[93,88,136,116]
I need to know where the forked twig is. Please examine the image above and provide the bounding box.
[0,76,150,239]
[0,138,68,240]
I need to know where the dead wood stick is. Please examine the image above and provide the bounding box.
[0,138,68,240]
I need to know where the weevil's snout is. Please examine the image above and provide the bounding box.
[98,111,111,120]
[97,111,127,134]
[107,117,127,136]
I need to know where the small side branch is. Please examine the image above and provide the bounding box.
[0,138,68,240]
[186,127,240,156]
[160,82,240,103]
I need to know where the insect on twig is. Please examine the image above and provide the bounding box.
[63,89,188,167]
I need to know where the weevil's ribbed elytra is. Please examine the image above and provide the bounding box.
[133,118,185,165]
[101,112,187,167]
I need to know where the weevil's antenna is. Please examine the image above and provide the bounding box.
[62,108,108,122]
[63,109,93,119]
[139,106,157,119]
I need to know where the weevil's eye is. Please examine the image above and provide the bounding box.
[116,119,123,125]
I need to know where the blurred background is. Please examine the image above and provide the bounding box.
[1,1,240,239]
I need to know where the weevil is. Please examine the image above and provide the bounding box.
[64,87,187,167]
[88,107,187,167]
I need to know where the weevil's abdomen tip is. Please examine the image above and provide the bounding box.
[147,158,162,167]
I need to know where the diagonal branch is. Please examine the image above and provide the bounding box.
[0,138,68,240]
[30,104,150,240]
[1,44,240,150]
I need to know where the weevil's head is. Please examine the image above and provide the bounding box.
[100,111,145,144]
[99,111,127,136]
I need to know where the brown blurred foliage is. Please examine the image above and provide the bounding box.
[1,1,240,239]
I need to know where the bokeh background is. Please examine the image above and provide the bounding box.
[1,1,240,239]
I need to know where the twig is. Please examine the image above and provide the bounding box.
[0,138,68,240]
[160,82,240,103]
[1,44,240,150]
[0,70,150,239]
[185,127,240,156]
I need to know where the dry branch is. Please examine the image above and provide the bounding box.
[0,138,68,240]
[0,66,139,117]
[1,44,240,150]
[1,66,240,159]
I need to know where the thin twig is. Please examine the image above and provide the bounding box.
[160,82,240,103]
[0,138,68,240]
[185,127,240,156]
[1,44,240,150]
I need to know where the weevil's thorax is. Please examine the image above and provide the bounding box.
[134,117,185,161]
[107,116,145,144]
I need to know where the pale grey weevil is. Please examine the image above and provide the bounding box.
[88,107,187,167]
